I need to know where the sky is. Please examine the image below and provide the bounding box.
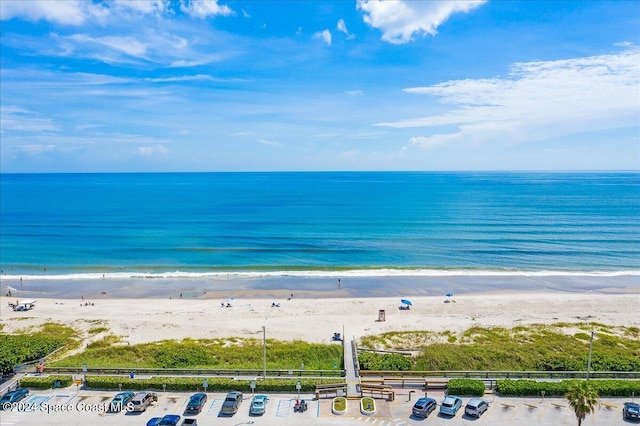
[0,0,638,173]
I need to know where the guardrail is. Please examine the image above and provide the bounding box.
[42,367,345,378]
[359,370,640,380]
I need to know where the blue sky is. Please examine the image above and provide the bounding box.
[1,0,638,172]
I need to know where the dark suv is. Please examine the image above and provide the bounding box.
[185,393,207,414]
[412,397,437,418]
[624,402,640,421]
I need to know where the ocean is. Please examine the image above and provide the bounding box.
[1,172,638,284]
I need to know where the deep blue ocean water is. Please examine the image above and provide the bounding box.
[1,172,638,279]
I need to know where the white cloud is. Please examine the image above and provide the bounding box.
[137,145,169,156]
[180,0,232,19]
[313,29,332,46]
[345,90,363,96]
[21,144,56,155]
[0,106,58,132]
[257,139,281,147]
[0,0,100,25]
[339,149,359,158]
[379,48,640,149]
[0,1,172,25]
[0,0,232,25]
[336,18,354,39]
[111,1,170,17]
[357,0,487,44]
[68,33,150,59]
[409,136,439,148]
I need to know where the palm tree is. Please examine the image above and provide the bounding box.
[565,380,599,426]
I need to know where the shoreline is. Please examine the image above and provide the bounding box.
[1,273,638,300]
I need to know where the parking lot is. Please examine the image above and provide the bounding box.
[0,387,633,425]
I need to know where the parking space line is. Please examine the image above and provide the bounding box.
[538,404,549,420]
[206,398,222,415]
[508,405,520,421]
[276,399,292,417]
[24,395,51,411]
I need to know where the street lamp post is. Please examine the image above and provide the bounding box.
[586,330,596,380]
[262,326,266,380]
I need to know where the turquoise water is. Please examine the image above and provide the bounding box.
[1,172,638,279]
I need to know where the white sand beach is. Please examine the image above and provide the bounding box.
[1,290,638,346]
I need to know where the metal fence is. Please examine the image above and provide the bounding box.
[359,370,640,380]
[41,367,345,378]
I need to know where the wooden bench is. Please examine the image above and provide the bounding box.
[425,380,449,391]
[501,403,515,408]
[384,377,427,389]
[600,402,617,409]
[314,383,347,399]
[360,378,384,385]
[360,384,394,400]
[551,403,565,409]
[523,403,537,409]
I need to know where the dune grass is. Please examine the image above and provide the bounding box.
[50,337,343,370]
[0,323,78,374]
[359,323,640,372]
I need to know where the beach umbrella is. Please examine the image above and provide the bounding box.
[400,299,413,306]
[445,293,454,298]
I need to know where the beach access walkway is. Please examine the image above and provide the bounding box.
[343,338,359,398]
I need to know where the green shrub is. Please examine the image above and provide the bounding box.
[83,375,343,392]
[0,334,70,375]
[52,338,342,370]
[534,354,582,371]
[20,375,73,389]
[358,352,412,371]
[333,397,346,411]
[496,379,640,397]
[447,379,485,396]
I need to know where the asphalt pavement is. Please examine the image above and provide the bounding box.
[0,387,634,425]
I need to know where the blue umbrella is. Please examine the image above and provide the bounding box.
[400,299,413,306]
[446,293,454,298]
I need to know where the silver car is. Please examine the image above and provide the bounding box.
[465,397,489,417]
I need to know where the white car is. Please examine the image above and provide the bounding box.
[465,398,489,417]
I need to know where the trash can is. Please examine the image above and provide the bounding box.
[54,380,60,388]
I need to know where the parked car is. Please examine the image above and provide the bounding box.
[623,402,640,421]
[0,389,29,408]
[108,391,135,412]
[181,419,198,426]
[250,394,268,415]
[220,391,243,415]
[146,418,162,426]
[157,414,181,426]
[185,392,207,414]
[439,395,462,416]
[129,391,158,412]
[412,397,437,418]
[465,397,489,417]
